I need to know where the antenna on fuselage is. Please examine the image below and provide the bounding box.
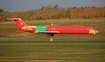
[51,23,53,26]
[81,25,83,27]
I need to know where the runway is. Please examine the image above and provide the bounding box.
[0,41,105,43]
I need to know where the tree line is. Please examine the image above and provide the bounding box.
[0,5,105,21]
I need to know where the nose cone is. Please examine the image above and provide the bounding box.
[95,30,99,34]
[97,30,99,33]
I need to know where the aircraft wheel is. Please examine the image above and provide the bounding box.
[51,34,54,36]
[47,34,50,37]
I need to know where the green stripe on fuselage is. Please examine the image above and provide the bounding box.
[36,26,46,32]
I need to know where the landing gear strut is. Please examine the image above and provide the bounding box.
[47,34,54,37]
[47,34,54,41]
[47,33,50,37]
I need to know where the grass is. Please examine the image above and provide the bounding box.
[0,18,105,41]
[0,43,105,62]
[0,18,105,62]
[0,34,105,41]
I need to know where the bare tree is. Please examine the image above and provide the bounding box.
[41,6,45,10]
[53,3,59,9]
[41,5,52,10]
[47,5,52,9]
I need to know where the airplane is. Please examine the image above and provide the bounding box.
[7,18,99,37]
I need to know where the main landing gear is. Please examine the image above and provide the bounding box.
[47,34,54,41]
[47,33,54,37]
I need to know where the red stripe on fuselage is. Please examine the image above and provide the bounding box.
[46,26,92,34]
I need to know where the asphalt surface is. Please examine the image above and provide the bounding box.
[0,41,105,43]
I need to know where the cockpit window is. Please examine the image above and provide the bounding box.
[91,28,95,30]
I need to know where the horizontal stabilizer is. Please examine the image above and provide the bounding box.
[7,18,21,21]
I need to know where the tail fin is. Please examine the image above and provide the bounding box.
[7,18,28,30]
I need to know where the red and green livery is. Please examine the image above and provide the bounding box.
[7,18,99,36]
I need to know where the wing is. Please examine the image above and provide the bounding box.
[34,31,59,34]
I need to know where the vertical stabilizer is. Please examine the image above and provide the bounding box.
[7,18,28,30]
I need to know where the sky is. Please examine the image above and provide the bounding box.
[0,0,105,12]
